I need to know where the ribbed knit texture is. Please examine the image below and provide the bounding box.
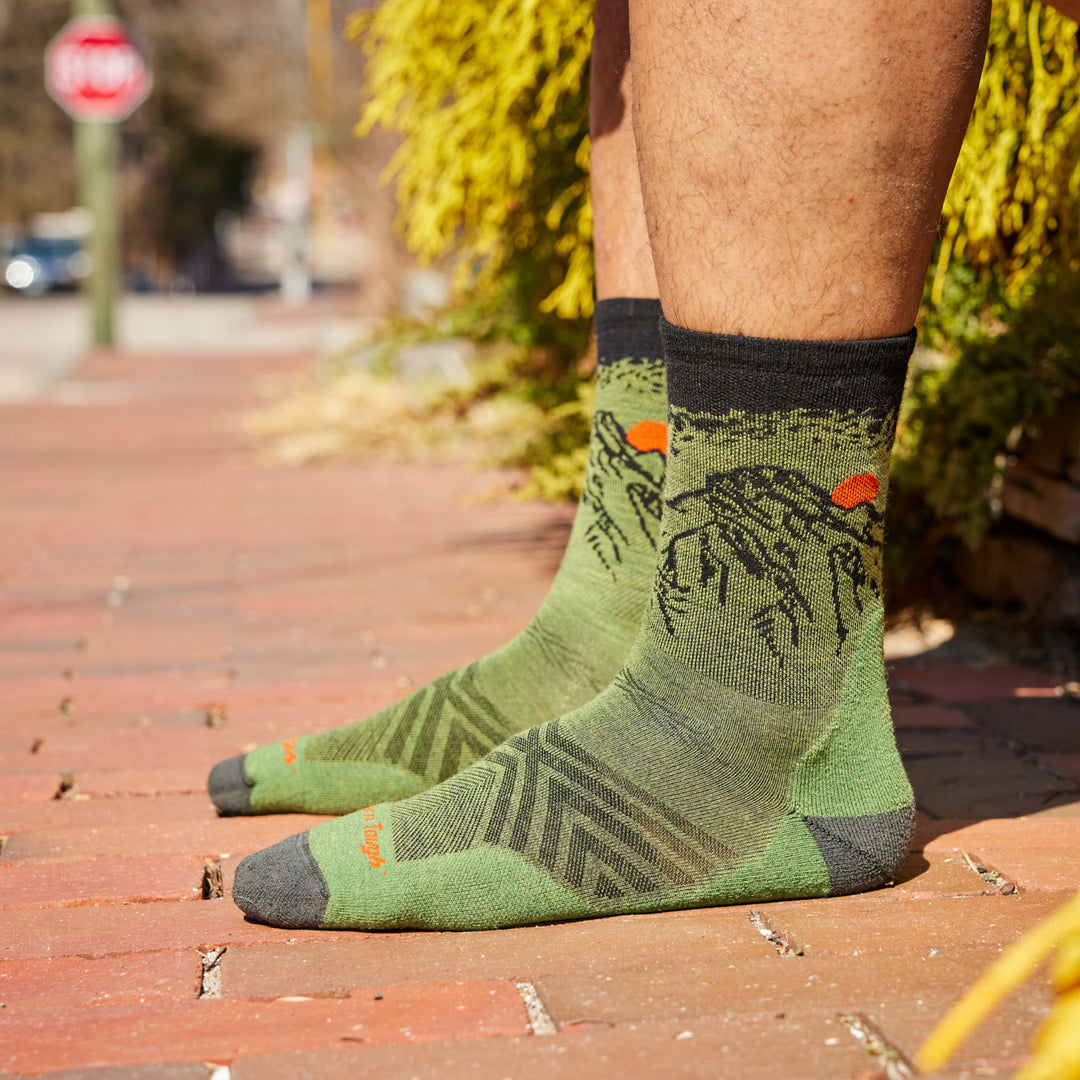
[209,299,667,816]
[233,321,918,931]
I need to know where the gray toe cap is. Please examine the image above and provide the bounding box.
[208,755,253,816]
[232,832,330,928]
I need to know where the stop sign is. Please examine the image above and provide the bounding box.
[45,16,152,122]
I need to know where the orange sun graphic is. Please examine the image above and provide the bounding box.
[626,420,668,456]
[831,472,879,509]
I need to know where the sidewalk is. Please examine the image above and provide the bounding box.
[1,336,1078,1080]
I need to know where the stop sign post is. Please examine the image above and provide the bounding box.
[45,6,151,346]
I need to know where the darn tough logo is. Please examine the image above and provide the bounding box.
[831,472,879,509]
[626,420,667,455]
[281,739,298,766]
[360,806,386,868]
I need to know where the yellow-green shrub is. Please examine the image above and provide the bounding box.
[932,0,1080,304]
[894,1,1080,576]
[348,0,594,334]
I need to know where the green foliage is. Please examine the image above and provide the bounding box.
[352,0,1080,342]
[933,0,1080,302]
[892,268,1080,582]
[514,380,595,501]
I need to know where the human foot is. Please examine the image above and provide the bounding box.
[209,299,666,816]
[233,323,917,929]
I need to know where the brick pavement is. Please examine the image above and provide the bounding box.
[1,339,1078,1079]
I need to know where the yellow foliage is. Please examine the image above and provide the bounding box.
[935,0,1080,301]
[348,0,594,321]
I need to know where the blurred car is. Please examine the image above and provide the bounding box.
[2,237,91,295]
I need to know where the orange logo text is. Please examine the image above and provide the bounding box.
[281,738,298,766]
[360,805,386,868]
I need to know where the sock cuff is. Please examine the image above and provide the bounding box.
[661,318,914,418]
[595,298,663,364]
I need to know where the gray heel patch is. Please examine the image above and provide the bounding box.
[803,805,916,896]
[232,832,330,928]
[208,754,254,816]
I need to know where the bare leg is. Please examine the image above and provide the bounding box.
[591,0,658,301]
[629,0,990,339]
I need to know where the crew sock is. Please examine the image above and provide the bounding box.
[209,298,667,815]
[232,320,918,929]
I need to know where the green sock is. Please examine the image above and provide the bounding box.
[233,320,917,930]
[209,298,667,815]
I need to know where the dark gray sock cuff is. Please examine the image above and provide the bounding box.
[661,317,914,419]
[595,298,663,366]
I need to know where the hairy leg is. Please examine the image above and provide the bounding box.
[592,0,658,301]
[630,0,990,338]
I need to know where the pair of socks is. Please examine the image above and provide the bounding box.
[217,300,916,931]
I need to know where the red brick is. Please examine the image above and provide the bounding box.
[965,698,1080,755]
[220,679,405,711]
[905,751,1072,821]
[0,897,364,961]
[23,1064,212,1080]
[220,905,771,1000]
[892,703,977,730]
[912,814,975,850]
[84,627,231,666]
[0,981,529,1073]
[232,1012,873,1080]
[0,949,201,1010]
[891,665,1060,705]
[924,819,1080,892]
[534,944,1050,1071]
[0,854,204,910]
[5,320,1076,1079]
[758,893,1065,956]
[0,772,59,802]
[74,768,211,798]
[1018,800,1080,819]
[0,726,239,774]
[1,813,331,863]
[0,793,216,834]
[891,849,996,901]
[946,850,1080,893]
[0,735,41,757]
[8,706,349,744]
[865,946,1051,1070]
[215,700,384,730]
[1033,752,1080,784]
[18,673,236,716]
